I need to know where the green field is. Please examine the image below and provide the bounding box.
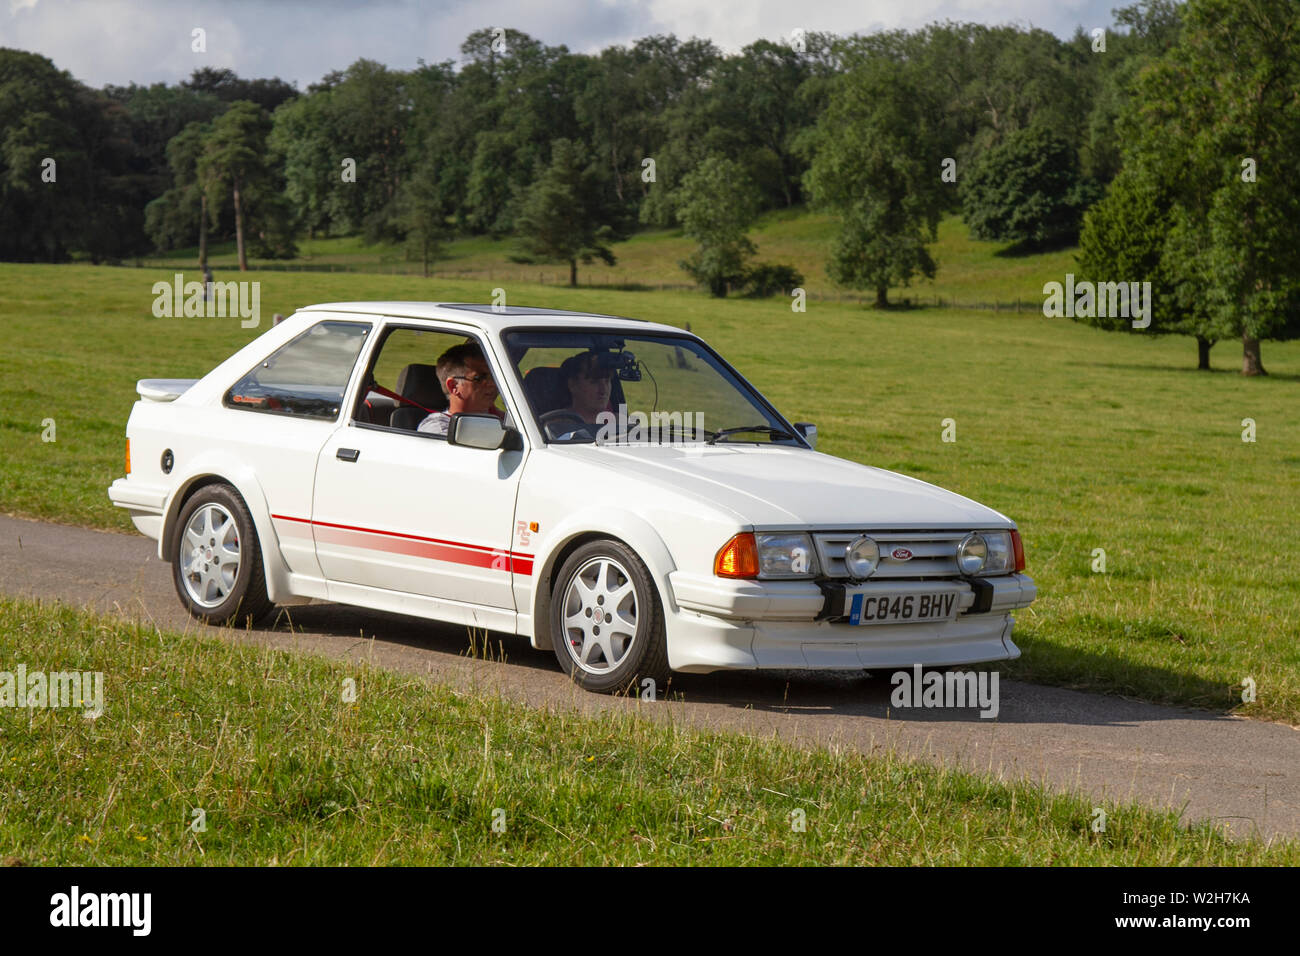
[1,598,1292,865]
[138,211,1078,306]
[1,240,1298,726]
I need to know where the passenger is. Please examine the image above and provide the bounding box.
[417,343,500,436]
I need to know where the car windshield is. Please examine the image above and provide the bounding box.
[502,329,799,445]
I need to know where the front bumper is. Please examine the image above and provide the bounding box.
[668,571,1036,621]
[664,571,1035,673]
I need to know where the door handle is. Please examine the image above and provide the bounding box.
[336,447,360,462]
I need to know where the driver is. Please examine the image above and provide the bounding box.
[555,351,613,424]
[418,343,500,436]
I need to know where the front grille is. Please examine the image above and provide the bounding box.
[813,531,966,579]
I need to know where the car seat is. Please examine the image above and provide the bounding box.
[391,363,448,430]
[523,366,569,417]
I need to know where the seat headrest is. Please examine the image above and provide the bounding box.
[395,363,448,412]
[523,366,569,416]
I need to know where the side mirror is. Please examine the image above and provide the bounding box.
[448,413,520,450]
[793,422,817,449]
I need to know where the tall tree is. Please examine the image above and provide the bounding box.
[271,59,408,240]
[1110,0,1300,374]
[1076,166,1217,368]
[143,120,214,259]
[458,30,581,235]
[674,155,760,297]
[962,125,1099,246]
[398,147,449,278]
[512,138,626,286]
[196,101,274,271]
[803,56,946,307]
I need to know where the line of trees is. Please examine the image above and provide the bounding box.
[1,1,1297,371]
[0,21,1126,273]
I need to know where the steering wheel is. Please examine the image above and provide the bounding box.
[539,409,593,438]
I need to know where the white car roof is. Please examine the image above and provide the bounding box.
[299,301,686,337]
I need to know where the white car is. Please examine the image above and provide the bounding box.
[109,302,1036,693]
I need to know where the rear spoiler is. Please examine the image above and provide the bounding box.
[136,379,198,403]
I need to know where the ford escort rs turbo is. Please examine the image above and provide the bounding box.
[109,302,1036,693]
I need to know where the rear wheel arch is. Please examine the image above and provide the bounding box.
[161,475,230,558]
[170,482,274,625]
[160,470,289,601]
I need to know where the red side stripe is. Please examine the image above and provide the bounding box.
[272,514,533,575]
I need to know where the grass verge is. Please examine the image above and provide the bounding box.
[1,597,1294,865]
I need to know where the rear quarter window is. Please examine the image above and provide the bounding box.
[224,320,370,420]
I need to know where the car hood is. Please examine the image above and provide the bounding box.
[556,444,1013,529]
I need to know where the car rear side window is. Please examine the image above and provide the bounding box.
[224,320,370,420]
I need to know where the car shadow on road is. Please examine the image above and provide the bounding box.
[663,666,1237,728]
[250,604,1238,730]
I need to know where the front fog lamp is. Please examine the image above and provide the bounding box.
[755,532,819,578]
[845,535,879,579]
[957,533,988,574]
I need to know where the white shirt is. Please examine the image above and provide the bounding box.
[416,411,451,436]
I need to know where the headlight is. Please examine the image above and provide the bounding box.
[957,531,1014,575]
[982,531,1014,574]
[844,535,879,579]
[755,532,819,578]
[957,533,987,574]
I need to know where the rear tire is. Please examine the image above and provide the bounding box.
[550,539,670,695]
[171,484,274,626]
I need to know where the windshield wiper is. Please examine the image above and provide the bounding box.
[706,425,796,445]
[593,423,718,444]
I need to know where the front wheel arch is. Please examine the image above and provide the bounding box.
[531,527,676,650]
[547,537,670,694]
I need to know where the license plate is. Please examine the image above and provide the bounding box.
[848,591,958,626]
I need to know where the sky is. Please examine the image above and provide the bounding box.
[1,0,1124,89]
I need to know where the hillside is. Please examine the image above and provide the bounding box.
[138,211,1078,307]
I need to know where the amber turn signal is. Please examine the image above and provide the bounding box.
[715,532,759,578]
[124,438,131,475]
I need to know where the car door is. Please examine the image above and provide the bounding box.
[218,316,376,579]
[309,323,527,613]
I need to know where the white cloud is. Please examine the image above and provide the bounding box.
[0,0,1119,88]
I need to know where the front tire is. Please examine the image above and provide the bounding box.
[171,484,274,626]
[550,540,670,695]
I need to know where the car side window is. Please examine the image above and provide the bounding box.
[225,320,370,420]
[354,326,508,436]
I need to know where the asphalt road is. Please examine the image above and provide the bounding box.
[1,513,1296,841]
